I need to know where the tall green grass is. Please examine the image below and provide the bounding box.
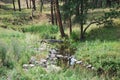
[25,24,59,39]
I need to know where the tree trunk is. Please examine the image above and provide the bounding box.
[76,4,79,16]
[51,0,54,24]
[68,18,72,35]
[53,2,57,25]
[30,0,32,8]
[26,0,29,9]
[40,0,43,12]
[18,0,21,11]
[80,0,84,40]
[54,0,65,37]
[32,0,36,10]
[97,0,102,8]
[12,0,16,11]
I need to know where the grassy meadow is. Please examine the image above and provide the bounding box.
[0,1,120,80]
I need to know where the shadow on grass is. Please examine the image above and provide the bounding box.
[86,26,120,41]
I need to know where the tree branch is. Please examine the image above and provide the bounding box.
[83,20,110,34]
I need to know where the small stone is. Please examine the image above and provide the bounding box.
[35,61,40,65]
[86,64,92,68]
[49,49,57,54]
[29,64,35,68]
[76,61,83,64]
[39,59,47,67]
[40,59,47,63]
[91,67,95,70]
[69,57,77,66]
[23,64,29,69]
[29,57,36,64]
[83,64,86,67]
[56,55,63,58]
[63,56,69,59]
[50,53,56,58]
[38,47,46,51]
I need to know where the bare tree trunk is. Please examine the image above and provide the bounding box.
[32,0,36,10]
[76,4,79,16]
[26,0,29,9]
[68,18,72,35]
[80,0,84,40]
[18,0,21,11]
[12,0,16,11]
[54,0,65,37]
[30,0,32,8]
[97,0,102,8]
[53,2,57,25]
[51,0,54,24]
[40,0,43,12]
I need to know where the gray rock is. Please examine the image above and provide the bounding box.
[56,54,63,58]
[91,67,96,70]
[49,48,58,54]
[38,47,46,51]
[29,64,35,68]
[49,53,56,59]
[69,56,77,66]
[23,64,29,69]
[40,59,47,67]
[86,64,92,69]
[35,61,40,65]
[40,59,47,63]
[76,61,83,64]
[29,57,36,64]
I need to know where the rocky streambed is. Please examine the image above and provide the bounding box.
[23,39,96,73]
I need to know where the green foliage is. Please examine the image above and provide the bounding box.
[87,25,120,41]
[25,24,59,39]
[56,39,77,56]
[64,69,73,77]
[70,31,79,41]
[76,40,120,77]
[0,67,7,76]
[10,69,31,80]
